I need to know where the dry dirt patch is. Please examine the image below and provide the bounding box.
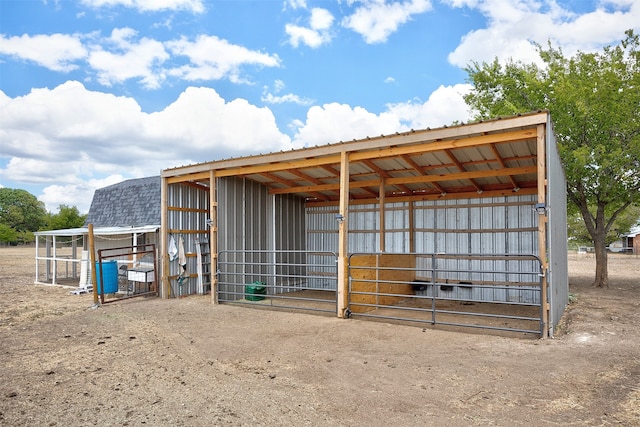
[1,247,639,426]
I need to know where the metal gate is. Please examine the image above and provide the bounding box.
[217,250,338,314]
[96,244,159,304]
[348,253,544,336]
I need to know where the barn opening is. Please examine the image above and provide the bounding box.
[160,111,568,338]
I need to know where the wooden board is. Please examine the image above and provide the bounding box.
[349,254,416,313]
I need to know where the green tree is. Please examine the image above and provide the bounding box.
[0,188,47,232]
[0,223,18,244]
[46,205,87,230]
[464,30,640,287]
[568,206,640,248]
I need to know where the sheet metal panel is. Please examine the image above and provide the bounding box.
[308,193,540,303]
[546,120,569,335]
[217,177,275,292]
[274,193,307,286]
[166,182,210,295]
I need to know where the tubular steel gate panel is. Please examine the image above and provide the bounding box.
[348,253,544,337]
[217,250,338,314]
[96,244,159,304]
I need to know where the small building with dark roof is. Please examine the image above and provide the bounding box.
[34,176,161,287]
[84,176,160,228]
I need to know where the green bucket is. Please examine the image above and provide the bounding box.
[245,281,267,301]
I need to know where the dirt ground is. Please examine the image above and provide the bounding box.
[1,247,639,426]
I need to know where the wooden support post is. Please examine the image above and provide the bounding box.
[537,124,549,338]
[408,201,415,253]
[379,177,385,253]
[209,170,218,304]
[160,177,169,298]
[337,151,350,318]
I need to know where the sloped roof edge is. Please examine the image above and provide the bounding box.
[162,110,550,177]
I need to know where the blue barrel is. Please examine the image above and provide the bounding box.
[95,260,118,294]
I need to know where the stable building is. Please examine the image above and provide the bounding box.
[160,111,568,337]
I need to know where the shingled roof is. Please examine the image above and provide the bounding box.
[84,176,160,228]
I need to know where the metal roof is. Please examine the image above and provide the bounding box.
[162,111,550,204]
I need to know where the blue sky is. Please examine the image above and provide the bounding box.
[1,0,638,213]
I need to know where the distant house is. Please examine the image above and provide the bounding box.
[617,227,639,254]
[34,176,161,286]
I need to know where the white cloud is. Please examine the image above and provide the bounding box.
[292,103,404,146]
[386,84,473,129]
[2,79,475,211]
[310,7,335,30]
[40,175,125,214]
[445,0,640,67]
[80,0,204,13]
[291,84,472,147]
[342,0,432,44]
[144,86,292,154]
[0,29,281,88]
[167,35,281,83]
[88,28,169,88]
[0,82,293,211]
[284,0,307,9]
[285,7,334,48]
[262,80,314,105]
[0,33,87,72]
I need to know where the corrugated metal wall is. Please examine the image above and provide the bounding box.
[217,177,308,296]
[307,196,537,255]
[307,194,540,303]
[167,182,209,295]
[546,121,569,333]
[274,193,307,285]
[171,176,552,306]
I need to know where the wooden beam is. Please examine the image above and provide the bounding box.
[443,149,483,193]
[270,165,537,195]
[337,151,349,319]
[379,177,386,252]
[306,187,538,207]
[259,171,329,201]
[400,154,446,193]
[217,155,342,178]
[289,169,337,201]
[165,129,537,182]
[210,170,218,305]
[168,206,208,213]
[536,124,549,338]
[160,113,548,178]
[408,201,415,253]
[489,144,520,189]
[166,172,211,184]
[348,129,537,162]
[364,159,413,195]
[160,177,169,299]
